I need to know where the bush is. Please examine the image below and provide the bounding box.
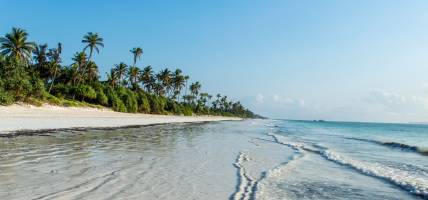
[30,77,45,98]
[112,96,127,112]
[181,104,193,116]
[50,84,72,98]
[73,84,97,101]
[44,92,62,105]
[1,59,33,100]
[148,94,166,114]
[0,89,14,105]
[165,99,187,115]
[96,89,108,106]
[105,86,127,112]
[137,92,151,113]
[122,90,138,113]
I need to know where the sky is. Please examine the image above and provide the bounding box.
[2,0,428,123]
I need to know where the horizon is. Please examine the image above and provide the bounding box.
[2,0,428,123]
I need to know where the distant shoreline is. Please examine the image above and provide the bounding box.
[0,104,241,137]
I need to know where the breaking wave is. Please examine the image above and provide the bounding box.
[345,137,428,156]
[322,150,428,198]
[268,133,428,199]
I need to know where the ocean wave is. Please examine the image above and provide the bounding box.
[267,133,428,199]
[345,137,428,156]
[267,133,304,152]
[322,149,428,198]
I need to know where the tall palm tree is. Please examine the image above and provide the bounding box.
[33,43,49,78]
[107,69,119,87]
[128,66,140,90]
[172,69,185,101]
[0,27,36,64]
[33,43,48,65]
[189,81,201,104]
[114,62,128,86]
[130,47,143,67]
[199,92,212,108]
[82,32,104,61]
[190,81,201,96]
[156,68,172,97]
[71,52,87,85]
[86,61,99,84]
[140,65,154,92]
[183,75,190,99]
[46,43,62,92]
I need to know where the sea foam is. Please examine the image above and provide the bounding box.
[268,133,428,199]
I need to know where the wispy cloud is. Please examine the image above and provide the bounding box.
[255,94,264,104]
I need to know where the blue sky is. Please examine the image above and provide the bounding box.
[2,0,428,122]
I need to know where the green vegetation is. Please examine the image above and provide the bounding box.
[0,27,257,118]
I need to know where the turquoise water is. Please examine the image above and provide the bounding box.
[264,120,428,200]
[0,120,427,199]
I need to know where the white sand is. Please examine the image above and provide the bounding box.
[0,104,240,134]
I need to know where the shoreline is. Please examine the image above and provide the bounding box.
[0,104,241,137]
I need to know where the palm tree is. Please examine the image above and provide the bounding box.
[71,52,87,85]
[0,28,36,64]
[82,32,104,61]
[46,43,62,92]
[114,62,128,85]
[189,81,201,104]
[183,75,190,99]
[128,66,140,90]
[141,65,154,92]
[86,61,99,84]
[212,94,222,110]
[69,64,80,86]
[172,69,186,101]
[33,43,49,78]
[33,43,48,65]
[156,68,172,97]
[198,92,212,108]
[130,47,143,67]
[190,81,201,97]
[107,69,119,87]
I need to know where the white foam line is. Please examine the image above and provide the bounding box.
[268,132,428,199]
[322,150,428,198]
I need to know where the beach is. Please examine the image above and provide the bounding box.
[1,119,427,199]
[0,104,240,135]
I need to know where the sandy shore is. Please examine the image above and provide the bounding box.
[0,104,240,135]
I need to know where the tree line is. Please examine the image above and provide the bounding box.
[0,27,257,118]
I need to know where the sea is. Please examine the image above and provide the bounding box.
[0,119,427,199]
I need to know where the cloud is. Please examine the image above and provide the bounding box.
[255,94,264,104]
[272,94,305,107]
[367,90,428,110]
[364,90,428,121]
[248,90,428,123]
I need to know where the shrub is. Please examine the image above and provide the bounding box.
[181,104,193,116]
[112,96,127,112]
[50,84,71,98]
[96,89,108,106]
[73,84,97,101]
[30,77,45,98]
[137,92,151,113]
[104,86,127,112]
[148,94,166,114]
[0,89,14,105]
[121,90,138,113]
[44,92,62,105]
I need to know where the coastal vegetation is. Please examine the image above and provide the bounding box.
[0,28,256,118]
